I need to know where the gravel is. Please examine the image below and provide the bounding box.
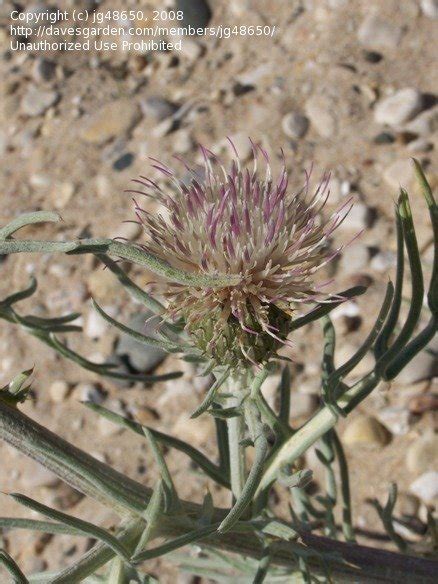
[282,111,309,139]
[20,86,59,117]
[357,15,402,50]
[374,89,423,126]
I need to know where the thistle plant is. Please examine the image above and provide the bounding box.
[0,151,436,583]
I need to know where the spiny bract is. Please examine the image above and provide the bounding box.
[127,140,353,367]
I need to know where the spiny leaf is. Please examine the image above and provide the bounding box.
[278,469,313,489]
[83,401,229,489]
[191,367,230,419]
[132,524,218,564]
[0,548,28,583]
[289,286,367,332]
[92,299,182,353]
[142,428,182,513]
[9,493,133,563]
[96,254,166,316]
[0,211,61,240]
[0,277,37,308]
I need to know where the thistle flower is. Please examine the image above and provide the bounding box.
[128,140,353,368]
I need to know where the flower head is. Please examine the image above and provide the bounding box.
[128,140,352,367]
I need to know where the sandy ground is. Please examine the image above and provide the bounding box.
[0,0,437,581]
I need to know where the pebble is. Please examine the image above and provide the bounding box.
[370,250,397,272]
[339,244,369,275]
[377,406,411,435]
[115,311,167,372]
[51,181,75,209]
[409,393,438,415]
[84,305,115,339]
[113,152,134,172]
[49,380,70,403]
[421,0,438,18]
[32,58,57,83]
[73,382,106,404]
[343,415,392,446]
[383,159,414,190]
[22,466,59,488]
[20,86,59,117]
[281,111,309,139]
[177,0,212,29]
[289,392,319,420]
[406,434,438,475]
[374,89,423,126]
[87,268,121,302]
[409,471,438,503]
[404,104,438,136]
[79,99,141,145]
[340,201,368,232]
[357,15,402,50]
[110,221,142,241]
[140,96,178,121]
[214,133,253,161]
[396,349,437,385]
[305,95,337,138]
[173,129,193,154]
[396,492,420,517]
[406,137,433,153]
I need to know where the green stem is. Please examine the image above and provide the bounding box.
[225,393,246,501]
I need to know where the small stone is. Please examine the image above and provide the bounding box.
[32,58,57,83]
[406,137,433,153]
[396,492,420,517]
[49,380,70,403]
[111,221,142,241]
[113,152,134,172]
[305,95,337,138]
[51,181,75,209]
[84,305,114,339]
[48,483,84,510]
[357,15,402,50]
[177,0,212,30]
[421,0,438,18]
[214,133,253,161]
[80,100,141,145]
[140,96,178,121]
[406,434,438,475]
[339,202,368,232]
[289,393,319,420]
[404,104,438,136]
[173,130,193,154]
[87,269,121,302]
[374,89,423,126]
[343,415,391,446]
[115,311,167,372]
[22,466,59,488]
[282,112,309,139]
[373,132,395,145]
[370,250,396,272]
[73,382,105,404]
[410,471,438,503]
[152,117,177,138]
[20,86,58,117]
[339,244,369,275]
[409,393,438,415]
[363,50,383,64]
[396,349,437,385]
[383,159,414,190]
[377,407,411,436]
